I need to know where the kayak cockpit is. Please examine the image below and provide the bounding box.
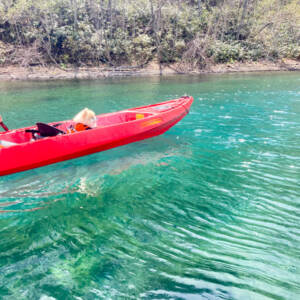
[0,99,186,148]
[0,111,155,148]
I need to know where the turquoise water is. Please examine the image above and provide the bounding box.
[0,72,299,299]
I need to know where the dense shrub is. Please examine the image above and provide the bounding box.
[0,0,299,68]
[208,41,244,63]
[279,44,300,59]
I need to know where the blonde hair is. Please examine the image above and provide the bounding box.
[73,108,97,128]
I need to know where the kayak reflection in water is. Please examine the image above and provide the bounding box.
[69,108,97,133]
[0,115,9,132]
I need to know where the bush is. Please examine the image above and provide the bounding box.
[279,44,300,59]
[240,41,266,61]
[128,34,154,65]
[0,0,299,67]
[208,41,244,63]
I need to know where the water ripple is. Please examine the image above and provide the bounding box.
[1,73,300,299]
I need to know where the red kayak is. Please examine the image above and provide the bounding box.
[0,96,193,176]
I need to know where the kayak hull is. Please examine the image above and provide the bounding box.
[0,96,193,176]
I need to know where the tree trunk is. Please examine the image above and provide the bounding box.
[236,0,249,40]
[197,0,202,16]
[150,0,163,75]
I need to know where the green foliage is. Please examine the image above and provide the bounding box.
[0,41,7,65]
[0,0,299,68]
[279,44,300,59]
[208,41,244,63]
[128,34,154,65]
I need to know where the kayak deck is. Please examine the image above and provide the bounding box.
[0,98,183,146]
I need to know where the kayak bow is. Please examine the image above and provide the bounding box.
[0,96,193,176]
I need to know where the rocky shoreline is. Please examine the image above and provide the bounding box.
[0,59,299,81]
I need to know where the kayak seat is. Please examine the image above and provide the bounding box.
[36,122,65,137]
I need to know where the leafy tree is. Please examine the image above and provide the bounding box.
[0,0,299,68]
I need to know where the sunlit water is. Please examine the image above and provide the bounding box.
[0,72,299,299]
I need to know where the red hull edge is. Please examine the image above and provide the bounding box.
[0,96,193,176]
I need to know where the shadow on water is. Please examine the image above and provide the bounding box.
[0,134,187,215]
